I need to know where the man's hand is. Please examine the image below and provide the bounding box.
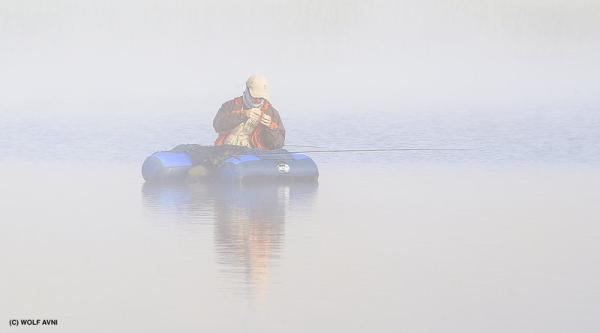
[260,113,272,127]
[245,108,262,122]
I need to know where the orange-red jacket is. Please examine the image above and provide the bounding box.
[213,97,285,150]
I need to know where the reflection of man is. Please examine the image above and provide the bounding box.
[213,185,287,298]
[142,182,318,297]
[213,75,285,150]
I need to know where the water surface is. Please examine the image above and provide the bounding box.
[1,111,600,332]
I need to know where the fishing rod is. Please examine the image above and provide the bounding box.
[284,144,325,149]
[291,148,469,153]
[258,147,471,156]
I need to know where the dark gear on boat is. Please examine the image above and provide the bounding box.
[171,144,249,167]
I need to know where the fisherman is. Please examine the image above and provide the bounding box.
[183,75,285,180]
[213,75,285,150]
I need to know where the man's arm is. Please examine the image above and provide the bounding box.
[213,101,246,133]
[259,107,286,149]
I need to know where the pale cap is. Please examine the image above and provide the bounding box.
[246,74,269,99]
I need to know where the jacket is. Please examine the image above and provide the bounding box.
[213,96,285,150]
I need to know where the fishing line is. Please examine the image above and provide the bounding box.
[284,144,326,149]
[257,147,472,156]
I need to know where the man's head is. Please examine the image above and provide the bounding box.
[246,75,269,101]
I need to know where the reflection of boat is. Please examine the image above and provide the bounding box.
[141,145,319,183]
[141,181,318,216]
[141,181,318,297]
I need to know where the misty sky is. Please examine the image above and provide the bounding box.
[1,0,599,114]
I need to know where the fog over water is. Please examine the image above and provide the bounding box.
[2,2,600,332]
[1,0,599,113]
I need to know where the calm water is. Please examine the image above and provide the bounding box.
[2,108,600,165]
[1,110,600,332]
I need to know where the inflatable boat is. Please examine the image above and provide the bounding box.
[142,144,319,183]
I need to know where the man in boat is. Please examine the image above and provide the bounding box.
[184,75,285,179]
[213,74,285,150]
